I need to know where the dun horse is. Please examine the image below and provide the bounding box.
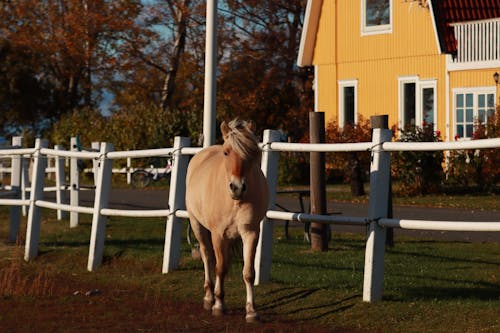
[185,119,268,322]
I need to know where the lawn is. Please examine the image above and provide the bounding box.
[0,206,498,332]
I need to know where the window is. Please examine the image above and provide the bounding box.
[398,77,437,130]
[361,0,392,35]
[454,90,495,139]
[420,81,437,128]
[403,82,416,127]
[338,80,358,127]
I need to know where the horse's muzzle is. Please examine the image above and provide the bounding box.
[229,178,246,200]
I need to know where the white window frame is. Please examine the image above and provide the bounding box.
[398,76,438,131]
[361,0,393,36]
[452,87,496,140]
[338,80,358,128]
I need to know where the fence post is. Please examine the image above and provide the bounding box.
[363,125,392,302]
[254,129,281,285]
[8,136,23,243]
[87,142,113,271]
[24,138,49,261]
[162,136,191,273]
[91,141,100,185]
[21,156,30,216]
[309,111,328,251]
[127,157,131,184]
[55,145,68,220]
[70,137,80,228]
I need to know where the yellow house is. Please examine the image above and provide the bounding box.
[298,0,500,141]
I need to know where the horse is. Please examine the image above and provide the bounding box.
[185,119,269,323]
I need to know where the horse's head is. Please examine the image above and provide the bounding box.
[221,119,261,200]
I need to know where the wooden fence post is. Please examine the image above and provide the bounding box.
[309,112,328,251]
[8,136,23,243]
[162,136,191,273]
[254,129,281,285]
[24,139,49,261]
[70,137,80,228]
[363,125,392,302]
[55,145,68,220]
[87,142,114,271]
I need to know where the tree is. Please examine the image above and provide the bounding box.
[0,1,142,135]
[217,0,312,140]
[110,0,204,113]
[0,39,53,136]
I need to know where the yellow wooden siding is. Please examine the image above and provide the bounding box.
[336,2,438,63]
[449,69,500,88]
[312,0,446,131]
[316,64,337,118]
[338,55,445,128]
[313,0,336,65]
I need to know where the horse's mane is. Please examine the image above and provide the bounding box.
[224,119,261,162]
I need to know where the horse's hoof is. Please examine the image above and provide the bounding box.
[245,312,260,323]
[212,307,225,317]
[203,299,213,311]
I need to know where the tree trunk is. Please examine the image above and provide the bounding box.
[161,0,191,111]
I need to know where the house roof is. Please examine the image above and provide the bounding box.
[430,0,500,54]
[297,0,323,67]
[297,0,500,66]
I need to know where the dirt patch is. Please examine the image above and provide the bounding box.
[0,271,373,333]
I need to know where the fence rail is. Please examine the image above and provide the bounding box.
[1,129,499,304]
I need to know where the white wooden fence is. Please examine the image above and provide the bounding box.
[1,130,499,303]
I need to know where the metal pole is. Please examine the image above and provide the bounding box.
[203,0,217,147]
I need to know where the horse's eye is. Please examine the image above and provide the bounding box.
[223,151,228,156]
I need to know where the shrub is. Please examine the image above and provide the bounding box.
[392,124,444,195]
[278,151,309,186]
[325,116,372,195]
[49,104,202,151]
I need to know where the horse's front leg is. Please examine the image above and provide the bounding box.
[189,218,215,310]
[241,230,259,323]
[211,235,230,316]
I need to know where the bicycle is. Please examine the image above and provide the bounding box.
[131,158,173,189]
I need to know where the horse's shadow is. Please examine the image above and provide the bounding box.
[259,287,359,321]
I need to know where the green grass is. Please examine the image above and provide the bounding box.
[1,207,499,332]
[315,184,500,211]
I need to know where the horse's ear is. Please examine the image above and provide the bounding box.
[246,120,256,133]
[221,121,230,137]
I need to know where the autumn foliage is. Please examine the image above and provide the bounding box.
[1,0,312,148]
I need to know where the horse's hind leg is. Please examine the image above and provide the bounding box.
[241,230,260,323]
[189,217,215,310]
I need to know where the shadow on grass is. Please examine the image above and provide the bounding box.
[259,287,359,321]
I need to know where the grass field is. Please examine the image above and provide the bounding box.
[0,204,499,332]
